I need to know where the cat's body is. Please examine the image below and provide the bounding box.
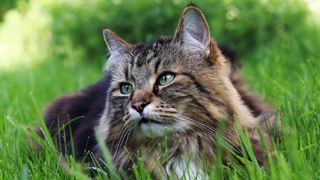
[39,5,275,178]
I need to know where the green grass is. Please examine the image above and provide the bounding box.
[1,10,320,180]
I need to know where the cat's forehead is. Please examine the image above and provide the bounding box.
[108,39,177,88]
[133,45,159,66]
[129,43,169,88]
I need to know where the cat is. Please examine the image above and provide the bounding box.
[38,4,276,179]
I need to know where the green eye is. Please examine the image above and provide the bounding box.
[120,83,133,94]
[158,72,175,86]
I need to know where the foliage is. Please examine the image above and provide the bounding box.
[0,0,310,69]
[0,0,28,21]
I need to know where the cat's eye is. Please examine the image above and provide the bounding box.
[120,83,134,94]
[157,72,175,86]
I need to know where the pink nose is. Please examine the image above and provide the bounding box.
[132,101,149,113]
[131,90,152,113]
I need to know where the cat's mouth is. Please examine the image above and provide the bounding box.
[137,117,173,138]
[139,118,165,125]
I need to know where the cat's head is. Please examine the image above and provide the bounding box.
[99,5,254,142]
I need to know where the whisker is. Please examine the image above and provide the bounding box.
[153,110,177,114]
[113,118,136,161]
[110,114,131,148]
[122,127,133,147]
[178,115,242,154]
[114,125,130,159]
[157,114,176,119]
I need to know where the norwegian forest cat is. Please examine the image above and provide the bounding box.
[39,4,276,179]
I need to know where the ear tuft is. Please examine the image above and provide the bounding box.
[103,29,133,71]
[174,6,211,55]
[103,29,132,56]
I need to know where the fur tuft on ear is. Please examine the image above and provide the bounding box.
[174,5,211,55]
[103,28,132,56]
[103,29,133,70]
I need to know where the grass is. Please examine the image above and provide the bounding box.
[1,11,320,180]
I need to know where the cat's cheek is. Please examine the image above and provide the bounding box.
[108,96,131,121]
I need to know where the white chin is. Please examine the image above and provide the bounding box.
[139,123,172,138]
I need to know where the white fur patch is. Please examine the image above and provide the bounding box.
[166,158,208,180]
[129,108,141,122]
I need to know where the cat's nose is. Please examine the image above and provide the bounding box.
[131,90,152,114]
[132,101,149,113]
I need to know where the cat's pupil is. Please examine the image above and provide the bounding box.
[163,76,167,81]
[120,83,133,94]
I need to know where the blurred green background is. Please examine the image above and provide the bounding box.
[0,0,317,69]
[0,0,320,179]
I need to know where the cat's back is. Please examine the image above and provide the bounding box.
[42,75,111,159]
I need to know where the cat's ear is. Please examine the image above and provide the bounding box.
[103,29,133,70]
[174,5,211,55]
[103,28,133,57]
